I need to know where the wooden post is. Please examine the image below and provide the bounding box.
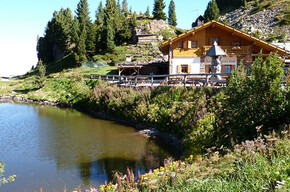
[135,77,138,86]
[150,73,154,87]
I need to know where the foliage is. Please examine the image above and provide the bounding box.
[152,0,166,20]
[121,0,128,16]
[37,8,74,63]
[0,161,16,187]
[34,60,46,88]
[145,6,150,17]
[168,0,177,26]
[99,133,290,191]
[204,0,220,22]
[131,12,137,28]
[216,53,288,146]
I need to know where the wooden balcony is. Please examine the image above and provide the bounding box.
[203,46,251,56]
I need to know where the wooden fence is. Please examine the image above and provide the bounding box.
[88,73,232,87]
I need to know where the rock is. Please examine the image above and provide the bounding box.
[220,6,289,40]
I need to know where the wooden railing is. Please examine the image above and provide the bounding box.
[89,73,232,87]
[203,46,251,56]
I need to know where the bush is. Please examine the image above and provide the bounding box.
[216,53,288,146]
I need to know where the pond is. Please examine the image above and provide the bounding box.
[0,103,173,191]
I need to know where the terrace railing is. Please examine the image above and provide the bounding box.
[88,73,232,87]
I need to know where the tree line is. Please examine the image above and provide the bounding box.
[37,0,177,65]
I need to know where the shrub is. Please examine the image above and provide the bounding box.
[216,53,288,146]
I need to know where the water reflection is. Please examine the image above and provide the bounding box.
[0,103,173,191]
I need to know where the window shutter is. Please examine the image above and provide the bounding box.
[183,41,187,49]
[177,65,181,73]
[188,64,192,73]
[188,41,192,49]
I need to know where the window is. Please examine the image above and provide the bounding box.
[177,41,183,48]
[212,37,220,45]
[181,65,188,73]
[224,65,232,73]
[191,41,198,48]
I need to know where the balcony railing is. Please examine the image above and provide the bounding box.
[203,46,251,56]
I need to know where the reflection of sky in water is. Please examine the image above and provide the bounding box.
[0,103,173,191]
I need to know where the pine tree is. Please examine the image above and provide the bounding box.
[122,0,128,16]
[117,0,121,15]
[131,12,137,27]
[76,0,91,31]
[204,0,220,22]
[153,0,166,20]
[145,6,150,17]
[95,1,104,52]
[75,0,94,59]
[101,0,117,52]
[129,6,132,15]
[168,0,177,26]
[76,28,87,62]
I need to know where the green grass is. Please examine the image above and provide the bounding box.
[82,65,118,76]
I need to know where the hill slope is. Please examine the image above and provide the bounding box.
[219,0,290,42]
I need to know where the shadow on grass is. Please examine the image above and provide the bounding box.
[13,87,40,94]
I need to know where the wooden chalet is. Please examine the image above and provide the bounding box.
[160,20,289,75]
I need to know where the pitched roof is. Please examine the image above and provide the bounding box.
[160,20,288,55]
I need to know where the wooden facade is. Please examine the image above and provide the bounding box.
[160,20,288,75]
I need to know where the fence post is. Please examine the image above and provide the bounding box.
[135,76,138,86]
[150,73,154,87]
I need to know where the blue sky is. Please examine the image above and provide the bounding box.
[0,0,210,76]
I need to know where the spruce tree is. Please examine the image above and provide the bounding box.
[153,0,166,20]
[145,6,150,17]
[75,0,94,59]
[101,0,117,52]
[76,0,91,31]
[76,28,87,62]
[131,12,137,27]
[129,6,132,15]
[168,0,177,26]
[122,0,128,16]
[95,1,104,52]
[204,0,220,22]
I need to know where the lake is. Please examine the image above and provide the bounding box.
[0,103,173,191]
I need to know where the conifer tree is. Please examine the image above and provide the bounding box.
[168,0,177,26]
[129,6,132,15]
[145,6,150,17]
[117,0,121,15]
[76,28,87,62]
[122,0,128,16]
[101,0,117,52]
[204,0,220,22]
[153,0,166,20]
[76,0,91,31]
[95,1,104,52]
[131,12,137,27]
[75,0,95,59]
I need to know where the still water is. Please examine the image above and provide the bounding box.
[0,103,173,191]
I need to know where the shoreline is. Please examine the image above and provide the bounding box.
[0,95,182,158]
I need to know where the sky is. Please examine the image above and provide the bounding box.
[0,0,210,77]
